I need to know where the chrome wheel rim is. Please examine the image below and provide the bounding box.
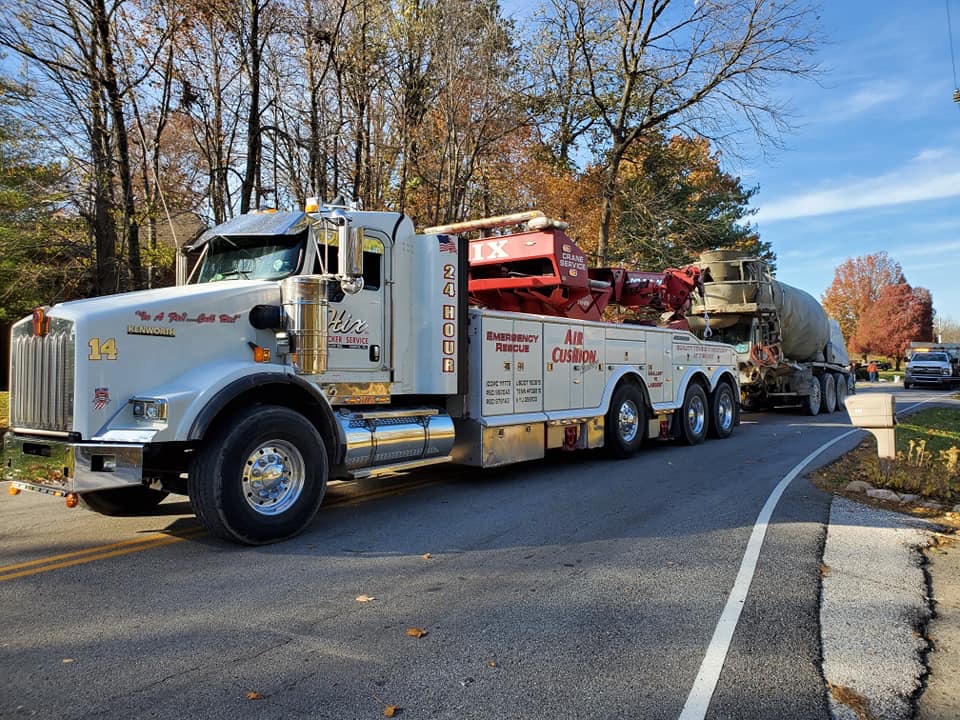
[618,400,640,443]
[716,390,735,432]
[687,395,706,436]
[241,440,306,515]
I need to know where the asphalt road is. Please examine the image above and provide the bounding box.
[0,404,869,720]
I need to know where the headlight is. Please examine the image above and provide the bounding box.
[943,368,952,376]
[131,398,168,420]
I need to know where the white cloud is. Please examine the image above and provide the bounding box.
[821,82,908,122]
[754,151,960,223]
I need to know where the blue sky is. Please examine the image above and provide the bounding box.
[504,1,960,326]
[743,1,960,325]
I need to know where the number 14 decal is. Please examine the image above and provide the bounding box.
[88,337,118,360]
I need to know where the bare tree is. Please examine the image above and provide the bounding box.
[556,0,820,263]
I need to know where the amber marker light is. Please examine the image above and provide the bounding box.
[252,345,271,363]
[9,485,20,496]
[65,493,79,508]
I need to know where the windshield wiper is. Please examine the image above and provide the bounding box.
[217,268,251,279]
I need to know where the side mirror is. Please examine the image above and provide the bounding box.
[331,211,364,294]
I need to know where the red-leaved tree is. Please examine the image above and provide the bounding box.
[822,252,905,347]
[854,284,934,369]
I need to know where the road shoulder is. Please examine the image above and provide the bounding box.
[820,496,935,720]
[917,533,960,720]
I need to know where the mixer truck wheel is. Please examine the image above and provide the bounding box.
[605,383,647,458]
[189,405,328,545]
[834,374,848,410]
[804,377,821,416]
[679,384,709,445]
[819,374,837,414]
[707,382,736,439]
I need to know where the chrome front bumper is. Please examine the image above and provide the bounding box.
[3,432,145,495]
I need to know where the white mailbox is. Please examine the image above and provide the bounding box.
[845,393,896,459]
[846,393,896,428]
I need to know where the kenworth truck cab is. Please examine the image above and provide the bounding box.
[4,203,739,544]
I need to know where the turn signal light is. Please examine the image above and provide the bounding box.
[252,345,271,363]
[65,493,79,508]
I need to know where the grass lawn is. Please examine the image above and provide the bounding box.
[816,406,960,505]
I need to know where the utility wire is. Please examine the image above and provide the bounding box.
[948,0,960,104]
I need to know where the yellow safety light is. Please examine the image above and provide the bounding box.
[305,197,320,212]
[65,493,79,508]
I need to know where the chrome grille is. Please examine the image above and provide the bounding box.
[9,317,76,432]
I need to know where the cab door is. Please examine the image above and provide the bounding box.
[315,231,390,381]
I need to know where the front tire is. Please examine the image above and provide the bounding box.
[189,405,328,544]
[80,486,169,516]
[680,384,709,445]
[708,381,736,439]
[605,383,647,458]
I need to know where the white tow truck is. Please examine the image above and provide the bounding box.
[4,204,739,544]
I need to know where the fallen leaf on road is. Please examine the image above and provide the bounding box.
[486,660,497,668]
[384,705,401,717]
[246,692,264,700]
[406,627,428,638]
[819,563,831,578]
[62,659,75,664]
[421,553,432,560]
[356,594,376,603]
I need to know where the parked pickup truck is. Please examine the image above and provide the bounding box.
[904,348,960,389]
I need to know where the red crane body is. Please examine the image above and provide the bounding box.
[461,223,703,328]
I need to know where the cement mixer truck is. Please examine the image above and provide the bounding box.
[686,251,854,415]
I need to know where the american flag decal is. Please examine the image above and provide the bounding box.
[438,235,457,254]
[93,388,111,410]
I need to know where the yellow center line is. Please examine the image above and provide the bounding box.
[0,473,454,581]
[0,528,205,582]
[0,532,195,572]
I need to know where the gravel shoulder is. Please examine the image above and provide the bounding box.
[820,496,936,720]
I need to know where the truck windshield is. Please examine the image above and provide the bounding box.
[913,352,948,362]
[196,233,305,283]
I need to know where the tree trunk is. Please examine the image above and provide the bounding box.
[597,145,625,265]
[240,0,263,214]
[93,0,142,290]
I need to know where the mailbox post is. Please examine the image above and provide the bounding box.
[845,393,897,459]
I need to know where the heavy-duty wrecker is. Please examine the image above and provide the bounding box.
[5,205,739,544]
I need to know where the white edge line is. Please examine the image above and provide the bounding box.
[678,391,940,719]
[677,428,858,720]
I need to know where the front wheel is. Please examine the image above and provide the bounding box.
[80,486,169,516]
[605,383,647,458]
[680,384,709,445]
[708,382,736,439]
[189,406,328,544]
